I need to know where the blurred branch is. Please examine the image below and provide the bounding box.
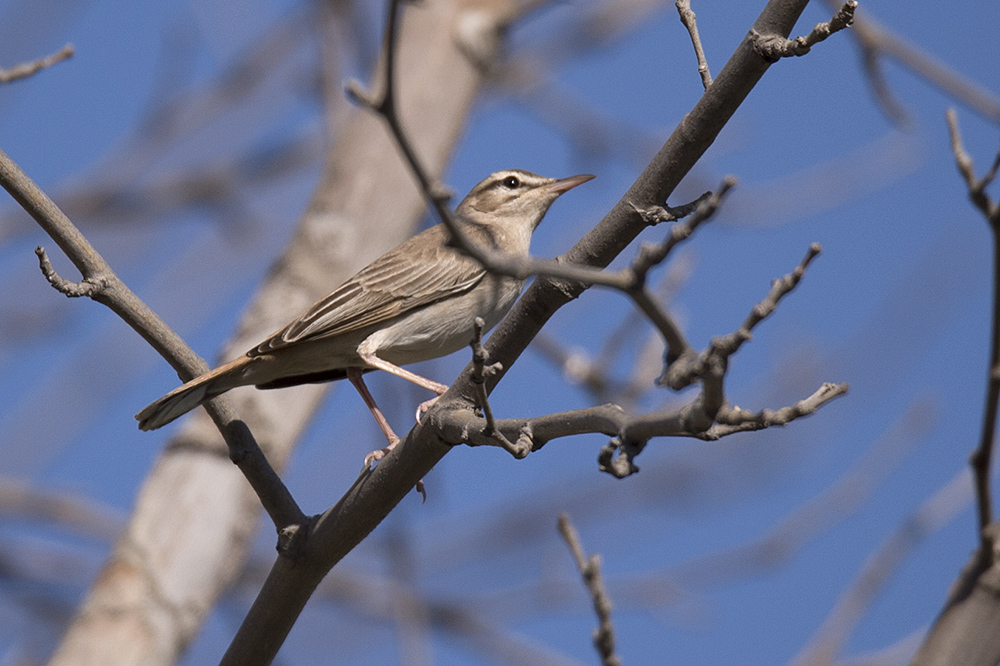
[558,513,621,666]
[0,43,73,84]
[661,399,932,589]
[830,1,1000,126]
[791,469,972,666]
[495,0,664,165]
[247,562,588,666]
[0,478,125,542]
[495,61,661,168]
[57,131,321,229]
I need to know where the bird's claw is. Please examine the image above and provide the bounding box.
[363,434,399,470]
[415,395,440,423]
[362,441,427,503]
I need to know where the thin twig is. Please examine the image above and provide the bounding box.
[558,513,621,666]
[947,109,1000,557]
[0,44,74,84]
[431,239,840,478]
[675,0,713,89]
[662,243,822,391]
[752,1,856,60]
[35,246,104,297]
[468,317,518,455]
[705,382,849,438]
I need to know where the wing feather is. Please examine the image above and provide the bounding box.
[251,225,485,355]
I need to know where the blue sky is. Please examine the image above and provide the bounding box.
[1,1,999,664]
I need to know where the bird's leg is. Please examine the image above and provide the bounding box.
[357,351,449,394]
[348,367,428,501]
[347,368,400,468]
[357,351,450,423]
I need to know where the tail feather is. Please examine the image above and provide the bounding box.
[136,356,252,431]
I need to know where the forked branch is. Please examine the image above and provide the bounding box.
[947,109,1000,556]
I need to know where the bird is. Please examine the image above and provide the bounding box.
[136,169,594,461]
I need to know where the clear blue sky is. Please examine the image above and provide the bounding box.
[1,1,998,664]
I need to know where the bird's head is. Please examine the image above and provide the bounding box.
[455,169,594,252]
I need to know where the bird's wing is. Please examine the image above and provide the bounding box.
[251,225,485,355]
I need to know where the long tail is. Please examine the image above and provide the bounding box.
[135,356,254,431]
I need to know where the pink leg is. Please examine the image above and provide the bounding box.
[357,351,450,424]
[348,368,428,500]
[348,368,399,468]
[358,351,449,394]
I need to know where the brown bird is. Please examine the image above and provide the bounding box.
[136,169,593,460]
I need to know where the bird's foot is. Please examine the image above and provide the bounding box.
[415,395,440,423]
[363,435,399,470]
[362,438,427,502]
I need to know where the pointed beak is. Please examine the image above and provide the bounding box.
[544,173,595,195]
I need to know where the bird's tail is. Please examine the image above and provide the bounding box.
[135,356,253,431]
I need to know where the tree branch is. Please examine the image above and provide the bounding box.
[947,109,1000,556]
[676,0,713,89]
[558,513,621,666]
[0,148,308,538]
[0,43,74,84]
[751,1,856,60]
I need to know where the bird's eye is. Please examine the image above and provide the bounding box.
[501,175,520,189]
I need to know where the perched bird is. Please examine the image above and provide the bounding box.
[136,169,593,458]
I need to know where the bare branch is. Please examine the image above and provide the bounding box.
[558,514,621,666]
[705,382,849,438]
[0,147,307,538]
[792,469,973,666]
[35,246,103,298]
[752,1,856,60]
[946,109,1000,558]
[947,109,1000,224]
[662,242,822,391]
[429,376,845,482]
[676,0,713,89]
[0,43,74,84]
[467,317,517,455]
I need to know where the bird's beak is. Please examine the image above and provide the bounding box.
[544,173,595,195]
